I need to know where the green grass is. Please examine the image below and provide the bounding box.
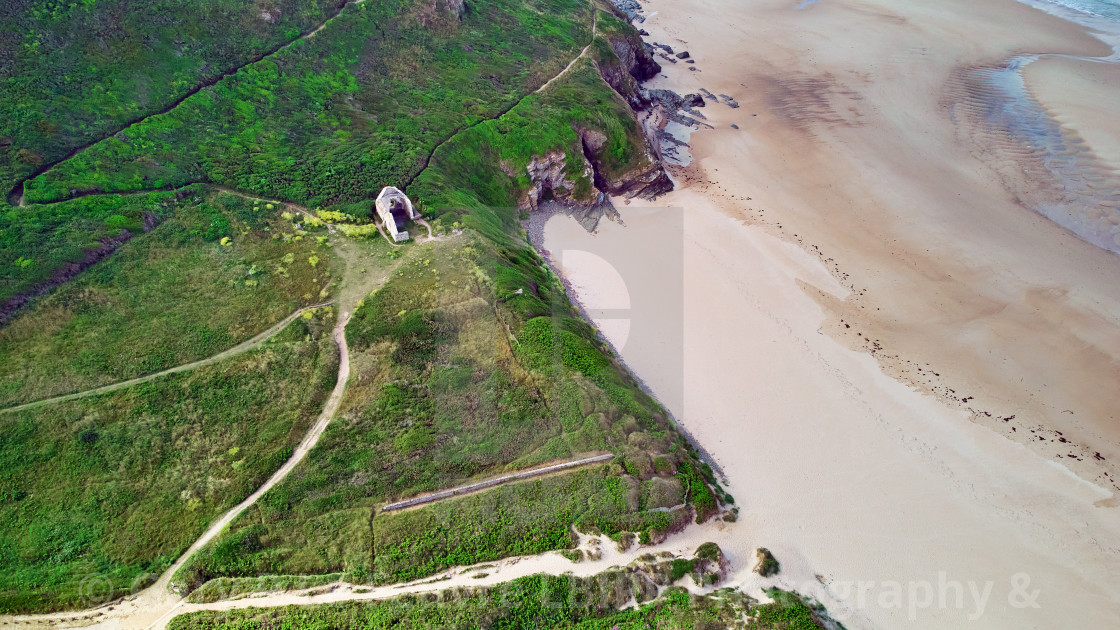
[172,238,699,593]
[0,188,336,406]
[169,17,727,596]
[0,0,346,195]
[0,187,189,310]
[167,576,835,629]
[0,313,339,613]
[408,57,656,235]
[0,0,730,613]
[20,0,593,207]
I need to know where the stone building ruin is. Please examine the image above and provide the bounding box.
[375,186,420,242]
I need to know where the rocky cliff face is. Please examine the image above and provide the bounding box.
[521,150,594,209]
[596,29,662,111]
[515,12,677,231]
[443,0,465,19]
[515,126,670,231]
[577,126,671,199]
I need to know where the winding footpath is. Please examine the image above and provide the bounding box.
[0,302,331,415]
[144,311,354,630]
[4,310,352,630]
[0,8,636,627]
[535,13,599,94]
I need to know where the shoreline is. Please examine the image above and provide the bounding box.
[636,0,1120,489]
[536,0,1120,626]
[524,204,729,483]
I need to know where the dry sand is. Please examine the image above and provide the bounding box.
[539,0,1120,627]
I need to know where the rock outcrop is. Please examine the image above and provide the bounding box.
[515,149,594,210]
[578,127,671,200]
[516,1,726,230]
[752,547,781,577]
[595,26,661,111]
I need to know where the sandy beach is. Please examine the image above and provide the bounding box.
[538,0,1120,627]
[1024,55,1120,171]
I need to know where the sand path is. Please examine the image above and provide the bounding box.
[0,307,352,630]
[0,302,331,415]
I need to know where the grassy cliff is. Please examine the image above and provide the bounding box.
[0,0,730,614]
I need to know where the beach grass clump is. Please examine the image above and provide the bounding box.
[755,547,782,578]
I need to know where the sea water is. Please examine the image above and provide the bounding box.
[1046,0,1120,21]
[968,0,1120,253]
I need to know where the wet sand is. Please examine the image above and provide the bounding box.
[1024,55,1120,171]
[539,0,1120,626]
[633,0,1120,487]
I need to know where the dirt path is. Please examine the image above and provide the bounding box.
[1,308,353,630]
[148,310,353,628]
[0,9,628,627]
[380,453,613,512]
[152,513,734,630]
[399,9,600,191]
[535,13,598,94]
[0,302,331,416]
[210,186,337,233]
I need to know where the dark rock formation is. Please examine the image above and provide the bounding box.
[753,547,781,577]
[582,129,673,201]
[595,27,661,110]
[675,50,690,59]
[610,0,646,22]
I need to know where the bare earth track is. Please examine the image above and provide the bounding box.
[0,7,636,627]
[0,302,331,416]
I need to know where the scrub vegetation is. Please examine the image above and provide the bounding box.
[168,576,836,629]
[0,0,743,617]
[0,189,335,407]
[0,312,339,613]
[0,0,347,195]
[173,232,718,592]
[18,0,593,207]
